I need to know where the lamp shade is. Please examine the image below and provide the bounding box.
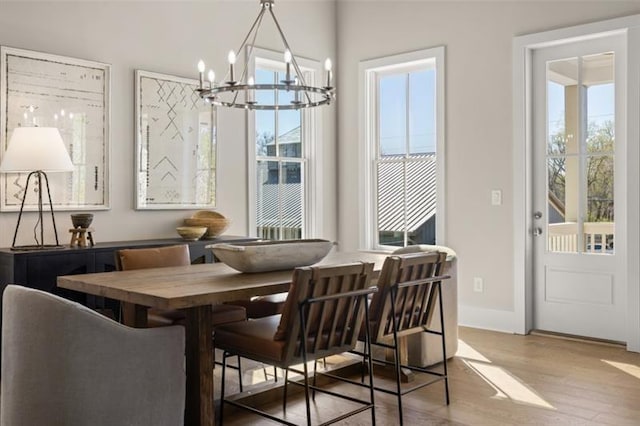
[0,127,74,173]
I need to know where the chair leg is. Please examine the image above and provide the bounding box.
[220,352,228,424]
[237,355,243,392]
[302,360,312,426]
[364,306,376,426]
[393,331,404,426]
[437,283,450,405]
[312,361,318,401]
[283,368,289,412]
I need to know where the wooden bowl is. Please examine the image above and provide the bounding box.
[176,226,207,241]
[192,210,226,219]
[206,239,334,273]
[183,217,230,238]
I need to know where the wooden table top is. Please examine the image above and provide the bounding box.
[57,251,389,310]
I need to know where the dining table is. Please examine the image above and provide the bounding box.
[56,250,389,426]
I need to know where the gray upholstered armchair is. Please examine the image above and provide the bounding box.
[1,285,186,426]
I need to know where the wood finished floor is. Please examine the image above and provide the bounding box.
[215,326,640,425]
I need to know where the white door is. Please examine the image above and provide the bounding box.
[532,35,626,342]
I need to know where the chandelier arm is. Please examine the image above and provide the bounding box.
[242,9,264,83]
[235,6,267,64]
[267,7,313,104]
[229,6,266,106]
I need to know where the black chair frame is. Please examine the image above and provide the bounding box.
[326,255,450,426]
[220,286,378,426]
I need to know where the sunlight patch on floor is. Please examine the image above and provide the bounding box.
[456,339,554,410]
[602,359,640,380]
[462,360,555,410]
[456,339,491,363]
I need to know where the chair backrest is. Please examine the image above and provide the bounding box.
[115,244,191,271]
[275,262,375,362]
[1,285,185,426]
[369,251,448,342]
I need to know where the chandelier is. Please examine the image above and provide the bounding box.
[196,0,334,110]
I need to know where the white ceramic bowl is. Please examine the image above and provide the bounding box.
[206,239,334,273]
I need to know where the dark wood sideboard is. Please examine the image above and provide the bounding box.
[0,235,256,328]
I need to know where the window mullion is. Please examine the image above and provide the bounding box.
[404,72,410,246]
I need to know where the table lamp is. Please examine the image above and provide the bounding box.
[0,127,74,250]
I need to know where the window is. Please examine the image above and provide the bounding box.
[360,47,445,250]
[248,49,319,240]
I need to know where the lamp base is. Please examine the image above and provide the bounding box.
[10,244,66,252]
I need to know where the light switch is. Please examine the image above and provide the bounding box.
[491,190,502,206]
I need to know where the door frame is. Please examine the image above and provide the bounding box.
[513,15,640,351]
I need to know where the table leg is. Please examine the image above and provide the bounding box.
[184,305,214,426]
[121,302,148,327]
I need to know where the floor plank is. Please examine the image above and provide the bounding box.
[216,326,640,425]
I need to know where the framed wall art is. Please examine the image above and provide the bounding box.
[135,70,216,210]
[0,46,111,211]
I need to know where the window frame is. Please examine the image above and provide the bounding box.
[359,46,446,251]
[247,46,321,239]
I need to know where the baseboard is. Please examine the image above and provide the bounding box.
[458,305,517,334]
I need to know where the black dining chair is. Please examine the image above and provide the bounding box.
[353,251,451,426]
[216,262,378,425]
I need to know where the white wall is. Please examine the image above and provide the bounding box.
[0,0,338,246]
[3,0,640,331]
[336,0,640,326]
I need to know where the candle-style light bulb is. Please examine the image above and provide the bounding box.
[247,76,255,103]
[60,109,65,117]
[228,50,236,83]
[197,60,205,89]
[207,69,215,87]
[294,76,300,103]
[284,50,292,83]
[324,58,333,87]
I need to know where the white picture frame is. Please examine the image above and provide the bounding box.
[134,70,216,210]
[0,46,111,211]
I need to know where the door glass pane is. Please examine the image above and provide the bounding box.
[379,74,407,156]
[547,57,578,155]
[545,52,615,255]
[586,154,614,253]
[547,157,578,253]
[585,54,615,154]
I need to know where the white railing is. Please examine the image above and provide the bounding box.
[547,222,614,253]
